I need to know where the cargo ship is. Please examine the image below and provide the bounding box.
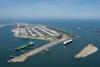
[14,42,34,51]
[63,39,72,45]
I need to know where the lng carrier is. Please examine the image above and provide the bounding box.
[8,23,73,63]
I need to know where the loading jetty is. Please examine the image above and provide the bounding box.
[8,23,72,63]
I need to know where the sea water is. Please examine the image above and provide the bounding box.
[0,19,100,67]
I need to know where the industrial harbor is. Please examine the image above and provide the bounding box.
[0,22,100,67]
[8,23,72,63]
[0,0,100,66]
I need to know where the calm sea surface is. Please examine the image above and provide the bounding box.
[0,20,100,67]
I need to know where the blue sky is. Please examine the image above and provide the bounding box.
[0,0,100,19]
